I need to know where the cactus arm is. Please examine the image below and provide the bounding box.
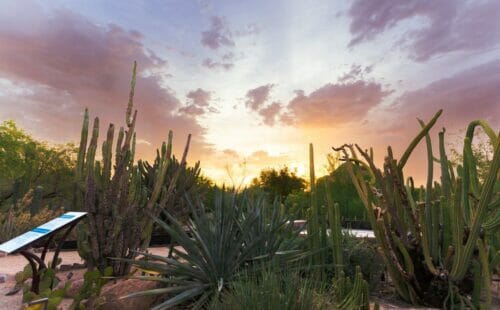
[482,207,500,231]
[451,134,500,280]
[438,129,451,199]
[392,232,415,278]
[85,117,99,175]
[76,108,89,180]
[463,136,480,197]
[418,119,440,261]
[116,127,124,162]
[440,196,452,259]
[417,203,438,275]
[450,177,464,260]
[126,61,137,127]
[398,109,442,170]
[308,143,320,264]
[325,183,342,277]
[465,120,498,150]
[477,239,491,307]
[101,124,115,190]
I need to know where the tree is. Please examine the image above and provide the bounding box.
[0,120,76,209]
[0,121,76,242]
[252,167,306,201]
[316,162,368,222]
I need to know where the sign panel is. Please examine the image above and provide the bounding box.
[0,211,87,254]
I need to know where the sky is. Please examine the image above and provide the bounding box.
[0,0,499,185]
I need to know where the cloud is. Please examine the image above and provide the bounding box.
[347,0,500,61]
[388,58,500,130]
[234,23,260,37]
[202,56,234,70]
[338,64,373,82]
[258,102,282,126]
[281,81,392,127]
[179,88,217,116]
[186,88,211,107]
[0,7,208,160]
[201,16,235,50]
[245,84,274,111]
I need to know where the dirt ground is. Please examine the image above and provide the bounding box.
[1,249,498,309]
[0,247,170,309]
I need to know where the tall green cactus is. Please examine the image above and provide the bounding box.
[334,110,499,308]
[74,62,193,276]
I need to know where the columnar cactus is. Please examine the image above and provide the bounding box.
[74,62,193,276]
[334,110,499,308]
[307,143,328,266]
[310,143,369,306]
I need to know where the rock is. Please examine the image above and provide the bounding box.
[72,263,86,269]
[99,278,162,310]
[59,264,73,271]
[5,287,21,296]
[65,279,85,298]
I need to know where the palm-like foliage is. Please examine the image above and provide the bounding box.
[124,191,307,309]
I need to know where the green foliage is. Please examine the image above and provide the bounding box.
[251,166,306,202]
[341,234,384,289]
[0,189,64,242]
[0,120,76,208]
[284,190,310,218]
[316,163,368,221]
[212,269,331,310]
[0,121,75,242]
[125,190,308,309]
[75,62,194,276]
[19,267,67,310]
[336,110,499,308]
[71,266,113,309]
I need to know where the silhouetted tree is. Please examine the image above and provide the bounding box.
[252,167,306,202]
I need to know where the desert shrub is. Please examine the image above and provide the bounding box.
[341,233,384,289]
[16,261,66,310]
[0,189,64,243]
[0,120,76,211]
[71,267,113,309]
[212,269,331,310]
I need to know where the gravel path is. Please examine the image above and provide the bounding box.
[0,247,170,309]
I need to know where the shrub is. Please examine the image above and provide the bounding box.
[212,269,331,310]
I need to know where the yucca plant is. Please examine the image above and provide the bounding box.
[123,191,309,309]
[334,110,499,308]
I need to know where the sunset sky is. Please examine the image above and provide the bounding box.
[1,0,499,185]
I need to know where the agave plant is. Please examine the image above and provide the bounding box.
[124,191,308,309]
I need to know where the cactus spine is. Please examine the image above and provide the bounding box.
[74,62,193,276]
[335,110,499,308]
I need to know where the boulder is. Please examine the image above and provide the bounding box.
[98,278,162,310]
[65,279,85,298]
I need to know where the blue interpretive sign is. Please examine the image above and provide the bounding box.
[0,211,87,254]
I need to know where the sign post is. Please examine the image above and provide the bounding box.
[0,211,87,293]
